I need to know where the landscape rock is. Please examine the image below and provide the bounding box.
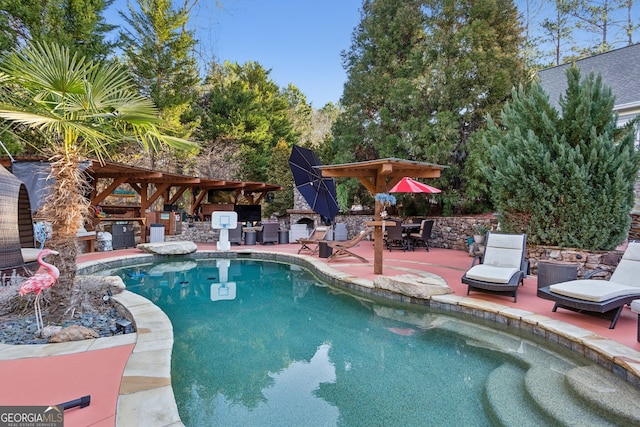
[373,273,452,299]
[136,241,198,255]
[40,325,63,339]
[48,325,99,343]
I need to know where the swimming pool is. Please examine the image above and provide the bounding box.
[110,256,639,426]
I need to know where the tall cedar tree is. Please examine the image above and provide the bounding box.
[332,0,434,206]
[424,0,527,213]
[119,0,200,171]
[484,66,639,250]
[332,0,526,213]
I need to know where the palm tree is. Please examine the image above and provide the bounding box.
[0,41,198,320]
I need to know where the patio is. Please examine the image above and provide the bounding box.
[1,242,640,426]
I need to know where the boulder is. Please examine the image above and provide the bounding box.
[41,325,63,339]
[373,273,453,299]
[48,325,99,343]
[136,241,198,255]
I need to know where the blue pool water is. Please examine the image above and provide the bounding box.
[112,257,627,426]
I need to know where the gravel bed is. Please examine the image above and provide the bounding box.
[0,308,132,345]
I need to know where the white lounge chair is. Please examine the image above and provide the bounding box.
[538,242,640,329]
[461,232,528,302]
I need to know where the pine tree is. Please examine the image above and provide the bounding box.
[484,66,639,250]
[0,0,116,60]
[118,0,200,171]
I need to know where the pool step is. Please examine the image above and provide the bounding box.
[524,366,618,426]
[484,363,553,426]
[565,365,640,425]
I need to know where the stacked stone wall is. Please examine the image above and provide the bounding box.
[173,215,626,279]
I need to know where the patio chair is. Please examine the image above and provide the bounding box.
[326,227,374,263]
[257,222,279,244]
[227,224,243,245]
[408,219,434,251]
[461,232,528,302]
[537,242,640,329]
[297,226,328,255]
[384,220,407,251]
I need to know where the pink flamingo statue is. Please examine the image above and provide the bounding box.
[19,249,60,334]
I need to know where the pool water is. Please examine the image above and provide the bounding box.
[114,257,637,426]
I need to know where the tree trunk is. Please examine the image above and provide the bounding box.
[39,152,91,321]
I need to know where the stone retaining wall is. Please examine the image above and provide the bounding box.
[171,215,625,279]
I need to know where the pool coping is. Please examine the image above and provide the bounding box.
[3,249,640,426]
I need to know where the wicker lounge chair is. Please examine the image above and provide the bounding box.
[326,227,373,263]
[461,232,528,302]
[297,226,328,255]
[537,242,640,329]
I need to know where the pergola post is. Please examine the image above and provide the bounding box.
[317,158,445,275]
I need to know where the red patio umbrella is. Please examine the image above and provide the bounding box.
[389,177,441,193]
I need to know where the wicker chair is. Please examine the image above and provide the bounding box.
[408,219,434,251]
[0,163,39,284]
[257,222,279,244]
[384,219,407,251]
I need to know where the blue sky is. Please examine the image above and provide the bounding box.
[105,1,639,109]
[106,0,362,108]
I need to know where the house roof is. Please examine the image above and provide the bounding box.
[537,43,640,117]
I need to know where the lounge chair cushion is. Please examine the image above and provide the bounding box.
[609,243,640,287]
[482,233,525,269]
[550,279,639,302]
[631,299,640,313]
[465,264,520,284]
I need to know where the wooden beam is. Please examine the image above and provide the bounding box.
[168,186,188,205]
[91,177,128,206]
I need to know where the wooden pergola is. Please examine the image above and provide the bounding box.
[1,156,282,242]
[318,158,446,274]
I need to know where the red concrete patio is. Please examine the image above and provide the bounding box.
[1,241,639,426]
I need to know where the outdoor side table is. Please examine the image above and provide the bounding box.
[244,230,257,245]
[318,241,333,258]
[278,230,289,244]
[537,261,578,289]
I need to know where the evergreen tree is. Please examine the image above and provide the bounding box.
[118,0,201,170]
[424,0,527,213]
[333,0,526,214]
[265,139,294,217]
[484,66,639,250]
[334,0,430,164]
[197,61,294,183]
[0,0,116,60]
